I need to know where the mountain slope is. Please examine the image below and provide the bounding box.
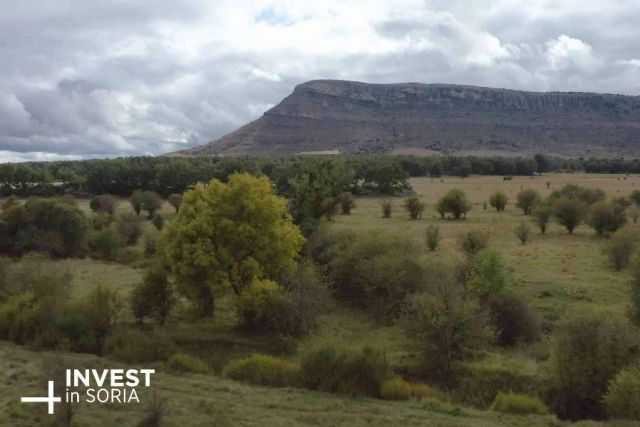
[177,80,640,157]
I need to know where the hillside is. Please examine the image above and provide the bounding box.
[176,80,640,158]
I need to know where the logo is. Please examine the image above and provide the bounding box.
[20,369,155,415]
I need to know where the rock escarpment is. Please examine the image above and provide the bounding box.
[179,80,640,157]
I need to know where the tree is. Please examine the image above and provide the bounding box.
[89,195,118,215]
[531,202,552,234]
[459,230,488,256]
[629,252,640,326]
[553,314,639,420]
[163,173,304,317]
[142,191,162,218]
[404,195,425,219]
[467,248,513,300]
[402,270,491,377]
[131,262,173,325]
[130,190,145,216]
[516,189,540,215]
[115,213,143,245]
[436,189,472,219]
[337,192,355,214]
[631,190,640,207]
[587,200,627,237]
[381,200,392,218]
[606,229,639,271]
[553,197,588,234]
[489,192,508,212]
[167,194,182,212]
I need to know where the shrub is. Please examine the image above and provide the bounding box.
[104,328,174,363]
[330,233,424,320]
[551,184,605,205]
[131,262,173,325]
[143,233,158,258]
[402,272,491,377]
[586,200,627,237]
[631,190,640,207]
[236,279,285,332]
[404,194,425,219]
[223,354,299,386]
[115,213,143,245]
[489,192,508,212]
[167,352,213,375]
[459,230,488,256]
[89,194,118,215]
[167,193,182,212]
[91,213,113,230]
[152,214,164,230]
[552,313,640,420]
[514,221,530,244]
[436,189,471,219]
[78,286,123,355]
[516,189,540,215]
[553,196,588,234]
[0,198,88,257]
[605,229,639,271]
[299,347,391,397]
[491,392,549,415]
[631,207,640,224]
[467,249,513,300]
[488,294,540,347]
[89,228,124,261]
[531,202,552,234]
[603,363,640,420]
[380,377,436,401]
[1,195,18,211]
[425,224,441,251]
[130,190,162,218]
[629,251,640,326]
[381,199,392,218]
[338,192,355,214]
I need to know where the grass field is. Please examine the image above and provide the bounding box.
[1,173,639,425]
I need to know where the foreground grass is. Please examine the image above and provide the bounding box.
[0,341,572,427]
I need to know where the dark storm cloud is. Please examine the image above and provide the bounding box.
[0,0,639,161]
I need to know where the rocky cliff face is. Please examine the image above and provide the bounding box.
[178,80,640,157]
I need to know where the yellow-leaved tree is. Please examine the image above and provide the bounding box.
[162,173,305,317]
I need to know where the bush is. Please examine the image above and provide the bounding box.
[404,194,425,219]
[78,286,122,355]
[467,249,513,300]
[586,200,627,237]
[91,213,113,230]
[552,184,605,205]
[605,229,639,271]
[152,214,164,230]
[338,192,355,214]
[89,228,124,261]
[514,221,530,244]
[236,279,285,332]
[299,347,391,397]
[167,193,182,212]
[381,199,392,218]
[167,352,213,375]
[603,363,640,420]
[223,354,299,386]
[553,197,588,234]
[488,294,540,347]
[491,392,549,415]
[425,224,441,251]
[104,328,174,363]
[330,233,424,320]
[629,251,640,326]
[631,190,640,207]
[459,230,488,256]
[143,233,158,258]
[131,262,173,325]
[130,190,163,218]
[89,194,118,215]
[489,192,508,212]
[380,377,436,401]
[516,189,540,215]
[531,202,552,234]
[115,213,143,245]
[436,189,471,219]
[552,313,640,420]
[402,270,491,377]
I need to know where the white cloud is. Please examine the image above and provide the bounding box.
[545,34,597,71]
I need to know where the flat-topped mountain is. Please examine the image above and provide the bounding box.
[176,80,640,157]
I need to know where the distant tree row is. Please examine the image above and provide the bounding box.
[3,153,640,198]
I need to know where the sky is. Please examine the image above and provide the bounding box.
[0,0,639,162]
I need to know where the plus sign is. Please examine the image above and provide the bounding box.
[21,380,62,414]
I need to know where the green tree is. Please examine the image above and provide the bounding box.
[631,190,640,207]
[167,194,182,212]
[436,189,472,219]
[514,221,531,244]
[586,200,627,237]
[425,224,440,251]
[404,194,425,219]
[163,173,304,317]
[89,194,118,215]
[489,192,508,212]
[467,248,513,300]
[553,197,588,234]
[531,202,552,234]
[131,262,173,325]
[516,189,540,215]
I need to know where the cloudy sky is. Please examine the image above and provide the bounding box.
[1,0,639,162]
